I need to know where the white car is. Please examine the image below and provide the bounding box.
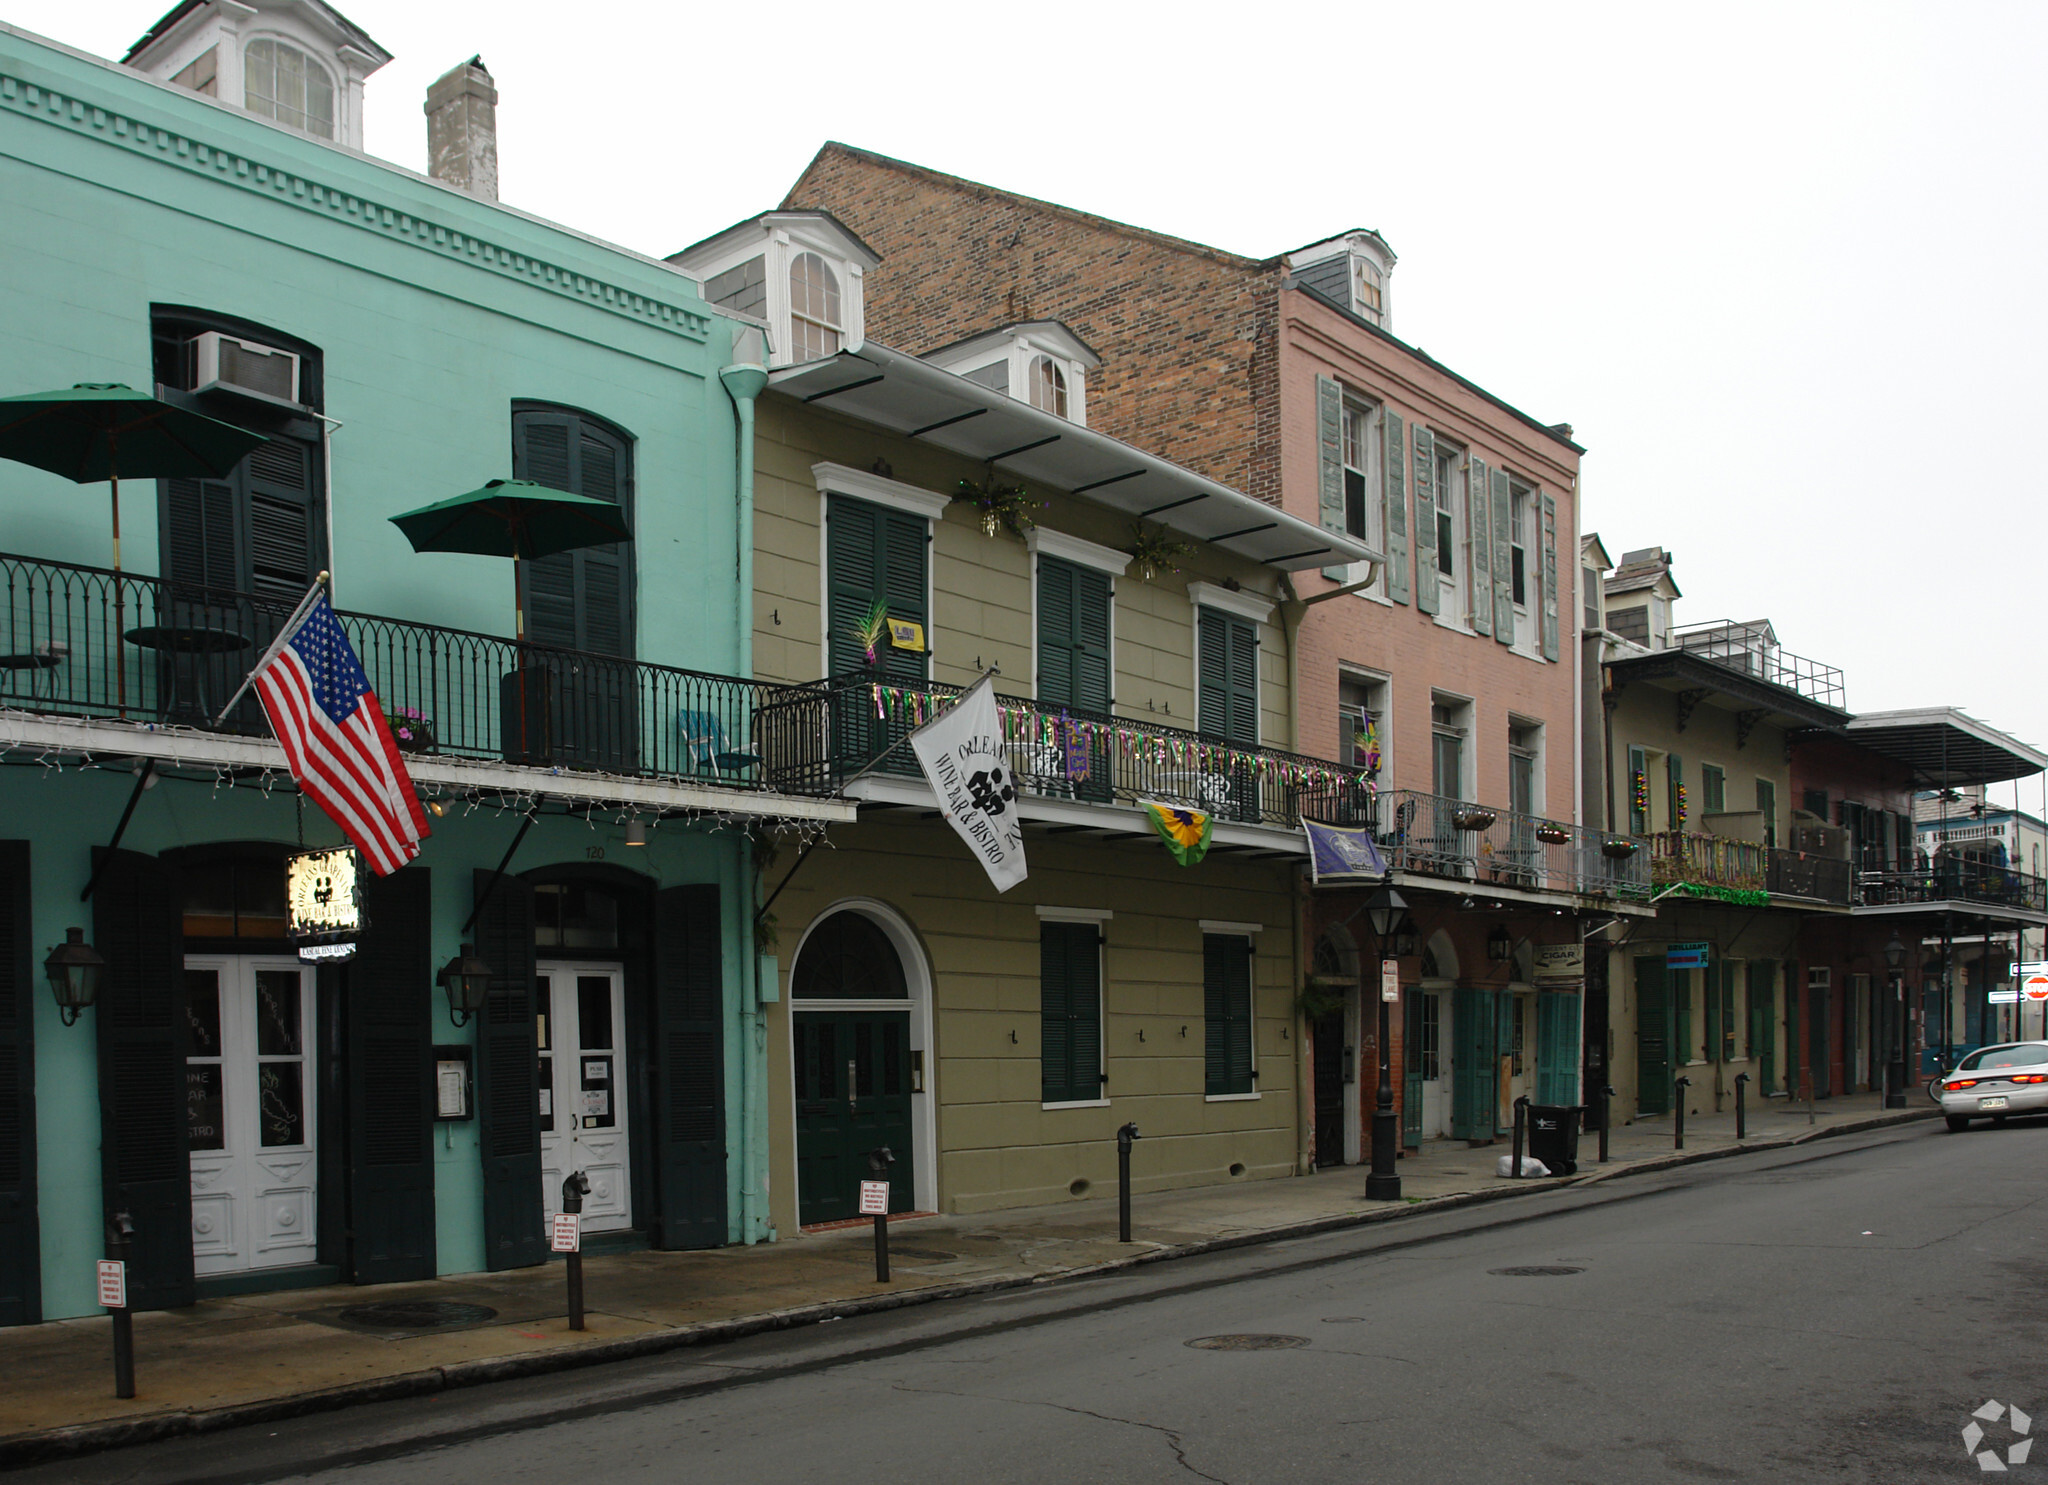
[1937,1041,2048,1131]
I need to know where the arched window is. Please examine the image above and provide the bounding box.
[787,252,842,361]
[794,912,908,999]
[1352,258,1385,323]
[1028,355,1068,417]
[245,38,336,138]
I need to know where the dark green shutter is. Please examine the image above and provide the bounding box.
[1036,558,1111,714]
[1315,375,1348,581]
[1198,608,1258,746]
[827,494,929,681]
[243,435,319,605]
[1040,922,1102,1104]
[1411,425,1438,615]
[1203,935,1253,1096]
[1450,987,1496,1139]
[1667,753,1684,829]
[1491,468,1515,644]
[1635,956,1670,1115]
[1721,961,1739,1061]
[513,408,634,658]
[1467,457,1492,635]
[346,867,436,1284]
[0,842,38,1325]
[1540,492,1560,661]
[162,477,238,592]
[92,848,193,1311]
[1382,411,1409,605]
[654,884,726,1250]
[1535,992,1580,1105]
[1704,961,1721,1065]
[1401,988,1423,1148]
[1673,969,1693,1073]
[472,870,544,1270]
[1749,962,1775,1092]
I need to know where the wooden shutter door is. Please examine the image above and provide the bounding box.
[879,509,928,683]
[1535,992,1580,1105]
[1039,925,1072,1103]
[826,496,883,677]
[0,842,37,1325]
[92,848,192,1310]
[472,871,544,1270]
[161,478,239,594]
[1315,375,1347,581]
[513,410,634,658]
[1402,988,1423,1149]
[1411,426,1438,615]
[1451,987,1495,1140]
[1197,609,1230,742]
[1203,936,1252,1096]
[1491,469,1514,644]
[1466,458,1492,635]
[244,436,319,605]
[1037,559,1078,706]
[1635,957,1670,1115]
[346,868,436,1284]
[1382,411,1409,605]
[654,884,726,1250]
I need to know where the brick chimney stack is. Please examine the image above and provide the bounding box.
[425,56,497,200]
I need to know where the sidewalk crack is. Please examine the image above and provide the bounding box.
[887,1380,1231,1483]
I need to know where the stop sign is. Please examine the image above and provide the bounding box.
[2024,973,2048,1002]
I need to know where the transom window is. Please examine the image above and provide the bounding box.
[1029,355,1068,417]
[788,252,843,361]
[245,39,335,138]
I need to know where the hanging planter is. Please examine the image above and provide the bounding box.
[390,707,437,754]
[1126,522,1192,583]
[953,477,1044,538]
[1535,824,1571,845]
[1601,839,1641,860]
[1452,808,1497,832]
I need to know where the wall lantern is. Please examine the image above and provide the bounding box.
[624,818,648,847]
[1882,933,1907,972]
[438,944,494,1028]
[44,927,105,1026]
[1486,924,1515,963]
[1393,921,1419,958]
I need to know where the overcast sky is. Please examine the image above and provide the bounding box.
[27,2,2048,807]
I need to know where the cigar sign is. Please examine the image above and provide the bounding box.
[286,846,366,957]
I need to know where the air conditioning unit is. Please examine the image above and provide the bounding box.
[194,331,301,406]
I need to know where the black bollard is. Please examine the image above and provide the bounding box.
[1116,1122,1141,1242]
[1598,1085,1614,1164]
[1674,1076,1692,1150]
[106,1208,135,1400]
[867,1147,895,1283]
[1735,1071,1751,1141]
[1510,1095,1530,1178]
[561,1171,590,1331]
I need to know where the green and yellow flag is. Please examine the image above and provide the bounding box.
[1141,799,1214,866]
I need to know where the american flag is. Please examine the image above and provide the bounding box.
[253,592,429,876]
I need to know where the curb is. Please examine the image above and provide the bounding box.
[0,1107,1938,1469]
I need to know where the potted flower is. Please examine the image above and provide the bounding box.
[953,477,1044,538]
[391,706,436,754]
[1452,808,1497,832]
[1535,823,1572,845]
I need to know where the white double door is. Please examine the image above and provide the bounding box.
[185,957,317,1275]
[538,964,632,1234]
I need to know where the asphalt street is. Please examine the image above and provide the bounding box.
[25,1118,2045,1485]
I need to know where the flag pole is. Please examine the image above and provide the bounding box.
[211,572,330,726]
[838,667,998,790]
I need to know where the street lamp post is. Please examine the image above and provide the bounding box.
[1364,883,1412,1202]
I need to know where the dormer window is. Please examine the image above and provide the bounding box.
[245,38,335,137]
[1029,356,1068,417]
[1352,258,1384,324]
[920,320,1099,427]
[788,251,843,361]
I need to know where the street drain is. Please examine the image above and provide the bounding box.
[333,1301,499,1330]
[1185,1334,1309,1350]
[1488,1266,1585,1277]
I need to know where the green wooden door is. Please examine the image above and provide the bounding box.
[653,884,727,1250]
[1451,987,1498,1140]
[345,867,436,1284]
[1636,956,1671,1116]
[473,871,545,1271]
[794,1011,913,1226]
[1535,992,1581,1105]
[0,841,37,1325]
[1748,962,1775,1093]
[1402,988,1423,1149]
[1036,556,1113,801]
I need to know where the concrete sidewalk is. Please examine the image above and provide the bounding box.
[0,1091,1935,1465]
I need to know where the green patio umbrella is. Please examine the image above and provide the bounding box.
[388,478,632,640]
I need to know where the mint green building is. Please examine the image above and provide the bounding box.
[0,6,847,1323]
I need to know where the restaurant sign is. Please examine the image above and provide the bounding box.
[286,846,366,958]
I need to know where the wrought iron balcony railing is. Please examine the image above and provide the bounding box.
[1856,861,2048,914]
[1371,789,1650,899]
[1671,620,1845,708]
[1650,830,1766,892]
[1765,848,1853,904]
[0,552,836,795]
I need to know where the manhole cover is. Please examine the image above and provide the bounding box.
[1488,1266,1585,1277]
[334,1301,499,1330]
[1185,1334,1309,1350]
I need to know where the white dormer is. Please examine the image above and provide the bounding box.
[1287,229,1397,331]
[668,211,879,368]
[124,0,392,150]
[921,321,1100,426]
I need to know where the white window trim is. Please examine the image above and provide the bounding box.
[1027,527,1130,576]
[1037,905,1115,922]
[1043,1098,1112,1110]
[811,462,949,520]
[1199,920,1264,936]
[1188,581,1275,625]
[814,464,942,680]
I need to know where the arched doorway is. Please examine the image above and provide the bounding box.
[790,908,918,1226]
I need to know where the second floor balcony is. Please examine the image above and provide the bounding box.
[1370,790,1649,901]
[1856,859,2048,916]
[1650,830,1766,893]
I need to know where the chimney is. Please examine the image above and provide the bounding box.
[425,56,497,200]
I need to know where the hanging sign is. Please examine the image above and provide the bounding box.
[550,1213,581,1253]
[1666,941,1709,971]
[1989,988,2022,1005]
[1060,711,1091,783]
[858,1180,891,1216]
[286,846,365,956]
[96,1259,126,1310]
[910,677,1027,893]
[2010,961,2048,979]
[1533,945,1585,984]
[887,619,926,652]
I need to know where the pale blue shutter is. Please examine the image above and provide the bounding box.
[1467,457,1491,635]
[1316,375,1348,581]
[1540,492,1560,661]
[1492,469,1515,644]
[1411,425,1438,616]
[1382,411,1409,605]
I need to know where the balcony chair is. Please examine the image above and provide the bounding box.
[678,707,760,780]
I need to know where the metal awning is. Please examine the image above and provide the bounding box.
[1845,708,2048,788]
[769,344,1379,573]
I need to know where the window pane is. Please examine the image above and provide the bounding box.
[577,976,614,1052]
[186,1064,225,1150]
[255,970,301,1055]
[186,969,221,1055]
[259,1062,304,1146]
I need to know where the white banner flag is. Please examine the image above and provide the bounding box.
[910,676,1028,893]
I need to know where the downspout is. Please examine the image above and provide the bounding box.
[720,352,770,1242]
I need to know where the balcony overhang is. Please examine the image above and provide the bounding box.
[768,343,1379,574]
[1606,648,1849,732]
[1385,871,1658,918]
[1842,708,2048,788]
[0,711,857,825]
[1851,899,2048,930]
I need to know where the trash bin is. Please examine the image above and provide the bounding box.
[1524,1104,1582,1176]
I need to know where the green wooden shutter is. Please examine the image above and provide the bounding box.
[654,884,727,1250]
[0,842,38,1325]
[1466,457,1492,635]
[1491,469,1515,644]
[1635,957,1670,1115]
[1040,922,1102,1103]
[1627,746,1648,835]
[1401,988,1423,1148]
[1535,992,1580,1105]
[1198,608,1258,746]
[827,495,929,680]
[1411,425,1438,615]
[347,867,436,1284]
[1673,968,1693,1072]
[1451,987,1496,1139]
[1203,935,1253,1095]
[1704,961,1721,1065]
[1316,375,1348,580]
[1382,411,1409,605]
[1037,557,1110,714]
[243,435,320,605]
[1667,753,1684,830]
[514,409,634,658]
[92,848,193,1311]
[1540,491,1560,661]
[1722,960,1740,1061]
[472,870,544,1270]
[1749,962,1775,1092]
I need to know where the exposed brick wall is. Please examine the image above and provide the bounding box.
[784,143,1287,504]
